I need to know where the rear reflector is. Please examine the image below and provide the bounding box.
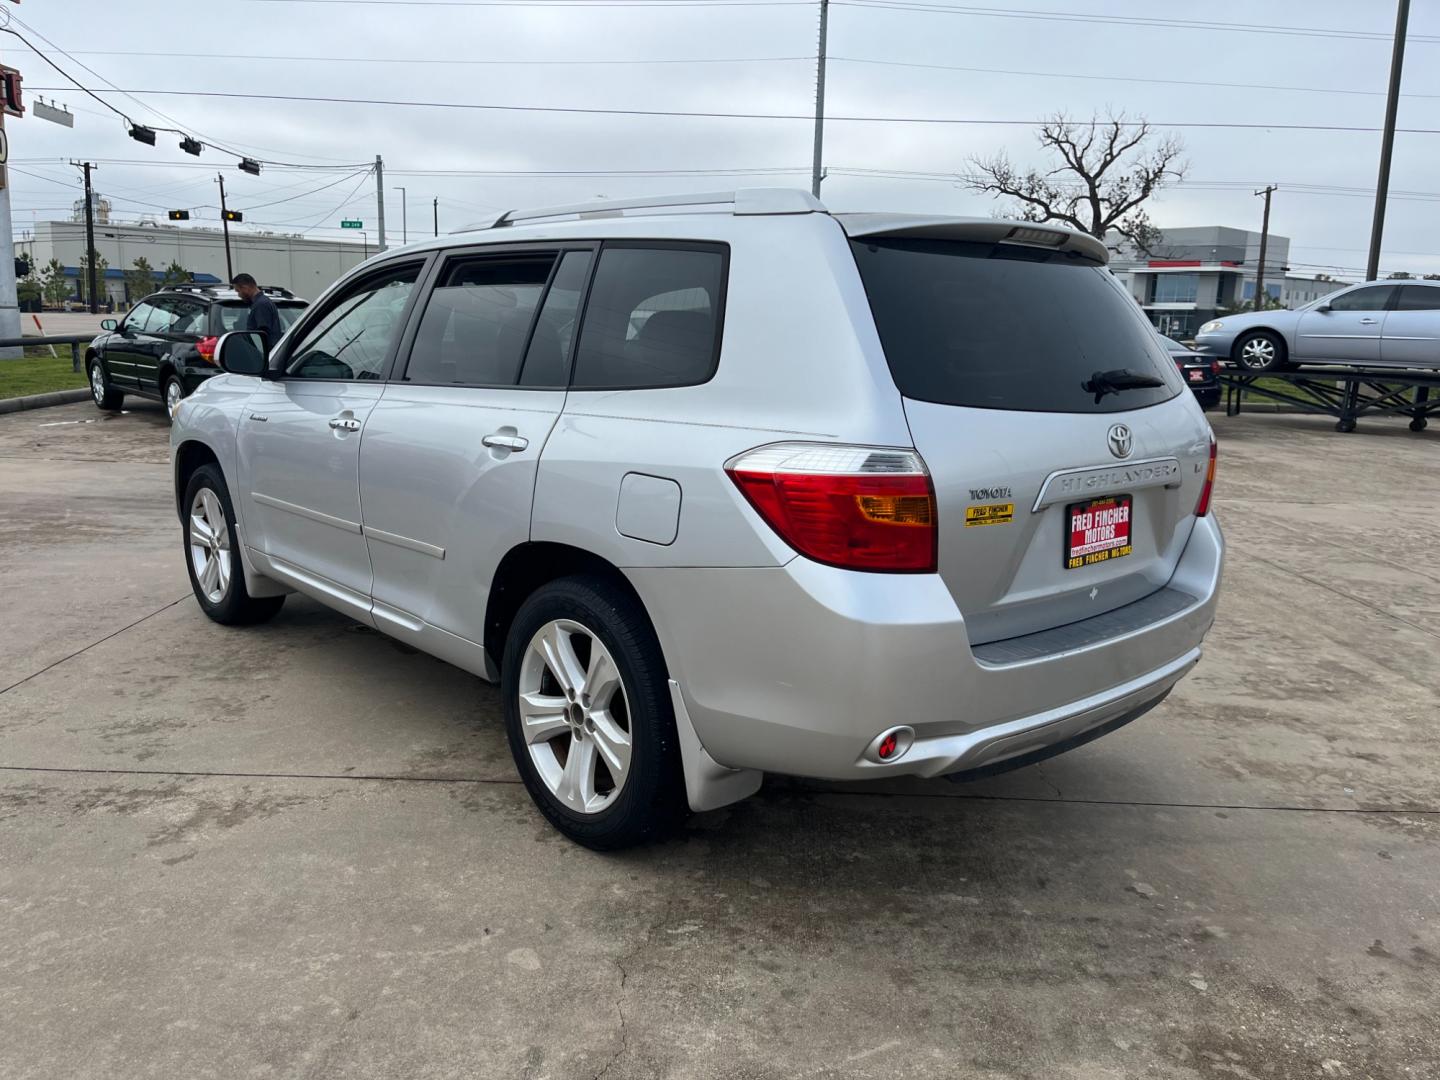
[1195,434,1218,517]
[725,443,937,573]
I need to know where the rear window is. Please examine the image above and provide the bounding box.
[213,302,307,335]
[851,238,1183,413]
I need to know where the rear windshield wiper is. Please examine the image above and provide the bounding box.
[1081,368,1166,404]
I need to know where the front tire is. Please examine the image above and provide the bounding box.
[89,358,123,410]
[502,576,686,850]
[1233,330,1290,372]
[183,464,285,626]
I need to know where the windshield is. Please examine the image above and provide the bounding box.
[212,302,307,335]
[852,237,1183,413]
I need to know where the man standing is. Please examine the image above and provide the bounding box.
[230,273,282,350]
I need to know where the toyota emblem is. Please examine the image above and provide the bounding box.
[1107,424,1133,459]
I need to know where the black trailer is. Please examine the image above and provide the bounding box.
[1217,363,1439,433]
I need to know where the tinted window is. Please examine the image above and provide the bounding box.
[1153,273,1197,303]
[213,302,306,334]
[287,265,420,381]
[571,246,725,390]
[404,254,555,386]
[171,301,207,335]
[145,298,183,334]
[852,238,1182,413]
[1395,285,1440,312]
[521,250,592,387]
[1328,285,1396,312]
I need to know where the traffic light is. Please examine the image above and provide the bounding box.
[223,210,243,223]
[14,256,30,278]
[238,158,261,176]
[168,210,191,221]
[129,124,157,146]
[179,137,202,157]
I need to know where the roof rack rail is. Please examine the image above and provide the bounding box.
[163,283,217,294]
[473,188,825,232]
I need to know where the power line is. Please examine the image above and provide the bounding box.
[835,1,1440,44]
[241,0,812,5]
[28,86,1440,134]
[238,168,374,212]
[25,48,811,67]
[831,56,1440,100]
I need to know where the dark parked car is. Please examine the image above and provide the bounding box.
[86,285,307,419]
[1159,333,1220,410]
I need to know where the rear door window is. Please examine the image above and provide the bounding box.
[403,254,556,386]
[213,302,306,334]
[570,245,726,390]
[1394,286,1440,312]
[851,237,1183,413]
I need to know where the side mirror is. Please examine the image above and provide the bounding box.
[215,331,269,376]
[1316,303,1331,313]
[100,318,118,331]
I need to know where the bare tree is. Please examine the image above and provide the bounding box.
[964,112,1185,254]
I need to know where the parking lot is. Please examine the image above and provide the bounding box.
[1,399,1436,1079]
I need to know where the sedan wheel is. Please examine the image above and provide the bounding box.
[1234,331,1288,372]
[518,619,633,815]
[188,488,233,604]
[90,363,106,404]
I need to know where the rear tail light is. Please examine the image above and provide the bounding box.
[196,336,219,364]
[1195,434,1218,517]
[725,443,937,573]
[1210,359,1221,375]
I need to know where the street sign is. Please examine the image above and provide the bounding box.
[33,100,74,128]
[341,220,363,229]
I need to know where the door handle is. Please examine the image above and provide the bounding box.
[1360,318,1378,325]
[482,433,529,452]
[328,416,362,432]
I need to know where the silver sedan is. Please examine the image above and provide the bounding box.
[1192,279,1440,371]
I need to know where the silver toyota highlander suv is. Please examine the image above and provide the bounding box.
[171,189,1223,849]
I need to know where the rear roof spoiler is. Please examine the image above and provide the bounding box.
[837,214,1110,264]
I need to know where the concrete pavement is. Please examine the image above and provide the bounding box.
[1,401,1437,1079]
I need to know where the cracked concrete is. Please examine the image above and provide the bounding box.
[1,401,1438,1078]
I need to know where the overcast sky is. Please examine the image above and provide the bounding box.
[4,0,1438,278]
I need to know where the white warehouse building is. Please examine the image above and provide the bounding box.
[17,219,374,307]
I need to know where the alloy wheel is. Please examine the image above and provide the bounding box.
[518,619,632,814]
[1240,336,1277,369]
[188,488,232,604]
[90,364,106,404]
[165,379,183,418]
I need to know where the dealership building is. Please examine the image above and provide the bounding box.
[1110,225,1347,338]
[16,218,374,306]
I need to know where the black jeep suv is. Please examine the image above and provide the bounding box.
[87,285,307,419]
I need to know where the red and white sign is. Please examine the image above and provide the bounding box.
[1065,495,1133,569]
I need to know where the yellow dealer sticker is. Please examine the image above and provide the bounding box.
[965,502,1014,527]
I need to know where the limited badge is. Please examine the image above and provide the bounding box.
[965,502,1014,527]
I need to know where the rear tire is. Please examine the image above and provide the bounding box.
[89,357,123,411]
[1233,330,1290,372]
[502,575,686,850]
[163,374,185,421]
[183,463,285,626]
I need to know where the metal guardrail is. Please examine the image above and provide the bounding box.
[0,335,94,373]
[1218,363,1439,433]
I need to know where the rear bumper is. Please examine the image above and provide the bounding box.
[628,514,1222,783]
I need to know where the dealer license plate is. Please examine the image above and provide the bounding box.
[1065,495,1133,570]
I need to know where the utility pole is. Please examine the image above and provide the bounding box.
[1368,0,1409,282]
[375,155,387,253]
[71,161,100,314]
[811,0,829,200]
[394,186,407,244]
[0,44,22,358]
[216,173,233,283]
[433,197,439,238]
[1253,185,1276,312]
